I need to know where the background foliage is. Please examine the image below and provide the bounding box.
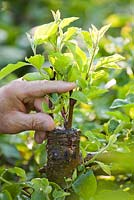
[0,0,134,199]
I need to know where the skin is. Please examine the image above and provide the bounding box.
[0,79,75,143]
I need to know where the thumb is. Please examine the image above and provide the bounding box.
[5,111,55,134]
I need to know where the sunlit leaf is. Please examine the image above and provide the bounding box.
[92,70,108,82]
[0,62,27,80]
[34,22,58,45]
[49,52,73,75]
[89,25,99,44]
[95,54,125,69]
[66,42,87,70]
[26,55,44,70]
[60,17,79,28]
[81,31,92,48]
[51,10,61,21]
[63,27,78,41]
[99,24,111,39]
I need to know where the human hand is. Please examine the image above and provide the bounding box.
[0,79,75,143]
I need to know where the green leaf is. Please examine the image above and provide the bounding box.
[71,91,88,104]
[0,62,27,80]
[26,32,36,55]
[72,170,97,200]
[31,191,49,200]
[72,169,77,182]
[31,178,52,194]
[8,167,26,181]
[89,25,99,44]
[23,72,49,81]
[67,65,80,82]
[77,77,87,89]
[51,10,61,22]
[66,42,87,71]
[95,54,125,69]
[81,31,92,48]
[0,190,12,200]
[63,27,78,41]
[89,24,110,45]
[43,67,54,79]
[26,55,44,70]
[106,111,130,122]
[98,24,111,39]
[85,86,107,99]
[126,93,134,103]
[42,102,52,114]
[34,22,58,45]
[92,70,108,82]
[95,161,111,175]
[60,17,79,28]
[3,183,22,199]
[100,63,121,69]
[52,189,70,199]
[31,178,52,200]
[108,119,120,134]
[110,94,134,109]
[49,52,73,75]
[110,99,129,109]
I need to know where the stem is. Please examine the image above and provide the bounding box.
[84,142,110,166]
[61,106,68,129]
[86,34,99,80]
[0,177,11,185]
[66,91,76,129]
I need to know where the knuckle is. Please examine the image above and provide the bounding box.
[31,114,55,131]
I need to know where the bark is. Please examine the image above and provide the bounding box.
[46,128,81,187]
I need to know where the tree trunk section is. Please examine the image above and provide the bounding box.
[46,128,81,187]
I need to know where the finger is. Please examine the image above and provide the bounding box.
[34,97,49,112]
[34,131,47,144]
[4,111,55,134]
[10,80,76,99]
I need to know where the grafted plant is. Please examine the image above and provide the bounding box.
[0,10,125,199]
